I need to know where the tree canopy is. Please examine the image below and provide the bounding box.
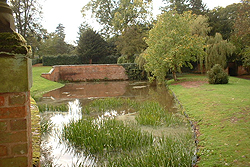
[142,11,206,82]
[77,28,108,64]
[82,0,152,37]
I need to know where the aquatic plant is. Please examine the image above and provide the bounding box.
[38,104,68,112]
[62,118,153,155]
[83,97,140,114]
[136,101,182,126]
[105,134,194,167]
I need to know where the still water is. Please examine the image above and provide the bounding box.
[39,81,178,166]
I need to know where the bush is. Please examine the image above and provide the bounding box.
[208,64,228,84]
[121,63,146,80]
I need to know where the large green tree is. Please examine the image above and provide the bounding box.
[116,25,149,63]
[208,4,240,40]
[142,11,206,82]
[82,0,152,37]
[77,28,108,64]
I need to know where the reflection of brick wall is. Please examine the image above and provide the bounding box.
[43,81,128,99]
[0,92,32,166]
[41,64,128,82]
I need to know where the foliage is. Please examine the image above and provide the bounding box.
[142,11,206,82]
[116,25,149,63]
[37,25,75,56]
[77,28,108,64]
[9,0,42,38]
[163,0,208,15]
[205,33,235,70]
[169,75,250,166]
[242,46,250,68]
[208,4,240,40]
[42,55,80,66]
[207,64,228,84]
[81,0,152,37]
[121,63,146,80]
[233,1,250,47]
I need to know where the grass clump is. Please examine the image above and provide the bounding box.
[83,97,139,114]
[136,101,180,126]
[62,118,153,155]
[106,134,195,167]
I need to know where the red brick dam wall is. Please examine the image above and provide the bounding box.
[41,64,128,82]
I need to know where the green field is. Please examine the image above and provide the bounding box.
[169,75,250,166]
[31,66,64,101]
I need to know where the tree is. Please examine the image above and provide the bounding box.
[205,33,235,69]
[233,1,250,47]
[54,23,69,54]
[116,25,149,63]
[163,0,207,15]
[77,28,108,64]
[142,11,206,82]
[37,25,74,56]
[82,0,152,37]
[208,4,240,40]
[9,0,42,38]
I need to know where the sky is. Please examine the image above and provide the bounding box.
[41,0,240,45]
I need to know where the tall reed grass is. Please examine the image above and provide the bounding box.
[38,104,68,112]
[62,118,153,155]
[105,134,194,167]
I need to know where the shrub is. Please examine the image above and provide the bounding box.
[42,54,81,66]
[208,64,228,84]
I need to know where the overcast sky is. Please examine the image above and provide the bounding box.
[41,0,240,44]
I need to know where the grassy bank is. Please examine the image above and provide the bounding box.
[168,75,250,166]
[31,66,64,101]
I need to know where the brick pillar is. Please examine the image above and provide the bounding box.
[0,1,33,166]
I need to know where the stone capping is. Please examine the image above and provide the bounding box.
[41,64,129,82]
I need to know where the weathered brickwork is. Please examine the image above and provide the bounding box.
[0,92,32,167]
[41,64,129,82]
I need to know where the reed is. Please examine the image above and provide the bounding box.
[136,101,183,126]
[62,118,153,155]
[38,104,68,112]
[105,134,194,167]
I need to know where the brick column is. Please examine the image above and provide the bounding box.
[0,1,33,166]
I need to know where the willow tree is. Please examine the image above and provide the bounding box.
[205,33,235,70]
[142,11,206,83]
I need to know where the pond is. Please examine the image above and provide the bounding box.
[38,81,194,166]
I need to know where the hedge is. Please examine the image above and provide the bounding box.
[42,55,81,66]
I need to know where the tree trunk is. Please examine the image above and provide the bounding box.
[172,71,177,81]
[89,59,92,64]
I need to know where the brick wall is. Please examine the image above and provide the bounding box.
[41,64,128,82]
[0,92,32,166]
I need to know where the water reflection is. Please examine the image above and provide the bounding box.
[41,99,96,167]
[40,81,177,166]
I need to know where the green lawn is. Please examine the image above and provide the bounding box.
[169,75,250,166]
[31,66,64,101]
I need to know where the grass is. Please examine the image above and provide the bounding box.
[168,74,250,166]
[62,117,194,166]
[31,66,64,101]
